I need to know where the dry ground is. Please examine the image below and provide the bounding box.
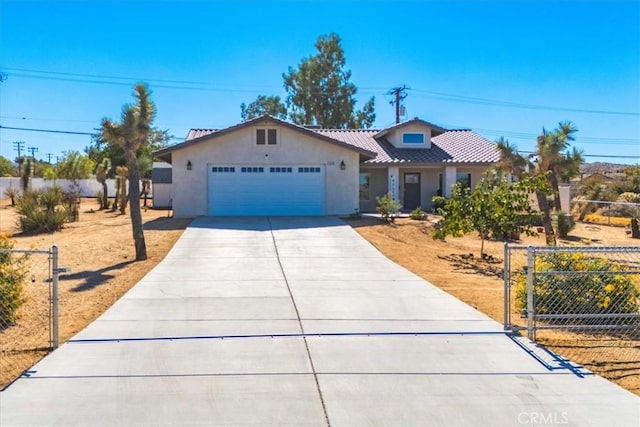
[1,199,638,395]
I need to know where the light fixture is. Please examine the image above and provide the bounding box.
[340,160,346,170]
[265,154,269,160]
[186,160,192,171]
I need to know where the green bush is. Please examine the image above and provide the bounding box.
[515,252,640,320]
[409,206,427,220]
[0,234,28,327]
[553,211,575,239]
[376,193,402,223]
[16,187,69,233]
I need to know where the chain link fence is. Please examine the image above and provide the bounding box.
[0,246,60,390]
[504,245,640,389]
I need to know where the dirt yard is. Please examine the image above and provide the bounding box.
[1,199,638,395]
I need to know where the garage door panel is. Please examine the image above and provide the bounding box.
[208,165,325,216]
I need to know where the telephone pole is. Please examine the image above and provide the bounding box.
[28,146,38,159]
[46,153,54,163]
[13,141,25,175]
[388,85,409,124]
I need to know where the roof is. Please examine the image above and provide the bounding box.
[314,129,499,165]
[154,115,376,163]
[154,115,498,166]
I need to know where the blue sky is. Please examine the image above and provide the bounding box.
[1,0,638,165]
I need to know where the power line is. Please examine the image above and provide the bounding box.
[0,125,96,136]
[3,66,638,116]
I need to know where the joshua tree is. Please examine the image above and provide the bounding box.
[101,84,155,261]
[95,158,111,210]
[115,165,128,214]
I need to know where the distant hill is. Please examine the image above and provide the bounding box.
[580,162,634,175]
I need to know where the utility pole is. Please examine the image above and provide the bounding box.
[46,153,54,163]
[13,141,25,175]
[388,85,409,124]
[28,146,38,159]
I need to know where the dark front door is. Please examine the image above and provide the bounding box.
[403,173,421,211]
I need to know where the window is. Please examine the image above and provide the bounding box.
[270,167,292,173]
[256,128,277,145]
[241,167,264,173]
[211,166,235,173]
[402,133,424,144]
[359,173,370,201]
[298,167,321,173]
[456,172,472,189]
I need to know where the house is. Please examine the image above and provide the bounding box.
[153,115,499,217]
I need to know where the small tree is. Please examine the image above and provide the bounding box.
[433,172,550,257]
[115,165,128,214]
[376,193,402,222]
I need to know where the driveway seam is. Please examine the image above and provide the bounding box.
[267,217,331,427]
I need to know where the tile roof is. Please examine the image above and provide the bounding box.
[158,116,498,166]
[314,129,499,164]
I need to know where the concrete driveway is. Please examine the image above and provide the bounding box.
[1,217,638,426]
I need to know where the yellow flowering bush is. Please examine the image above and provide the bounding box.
[583,214,631,228]
[0,234,29,327]
[515,252,640,319]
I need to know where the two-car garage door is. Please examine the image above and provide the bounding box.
[207,165,325,216]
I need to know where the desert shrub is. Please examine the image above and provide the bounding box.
[0,234,28,327]
[376,193,402,223]
[583,213,631,228]
[4,187,19,206]
[409,206,427,220]
[62,190,80,222]
[553,211,575,238]
[515,252,640,320]
[96,190,104,207]
[15,187,68,233]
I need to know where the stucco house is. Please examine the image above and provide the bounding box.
[153,115,499,217]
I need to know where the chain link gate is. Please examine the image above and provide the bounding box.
[0,245,62,390]
[504,244,640,385]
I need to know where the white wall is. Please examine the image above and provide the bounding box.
[169,124,360,217]
[386,123,432,149]
[0,178,144,199]
[153,184,172,208]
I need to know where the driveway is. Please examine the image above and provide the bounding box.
[1,217,638,426]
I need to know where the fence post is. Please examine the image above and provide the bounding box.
[503,242,510,331]
[51,245,59,349]
[526,245,535,341]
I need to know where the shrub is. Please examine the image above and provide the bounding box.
[553,211,575,239]
[3,187,19,206]
[583,213,631,228]
[376,193,402,223]
[409,206,427,220]
[515,252,640,321]
[15,188,68,233]
[0,234,28,327]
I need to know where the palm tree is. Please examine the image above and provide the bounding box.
[101,84,155,261]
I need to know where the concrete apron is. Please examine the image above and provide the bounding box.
[1,216,638,426]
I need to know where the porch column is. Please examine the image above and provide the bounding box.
[444,166,457,197]
[388,166,400,203]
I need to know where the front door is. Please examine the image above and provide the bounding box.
[403,173,421,211]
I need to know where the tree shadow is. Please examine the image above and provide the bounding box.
[143,217,193,231]
[438,253,503,279]
[61,261,135,292]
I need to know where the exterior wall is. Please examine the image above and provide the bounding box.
[359,168,388,212]
[385,123,432,149]
[0,177,126,199]
[170,124,360,217]
[358,165,494,213]
[153,184,172,208]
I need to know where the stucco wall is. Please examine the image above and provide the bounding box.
[359,168,388,212]
[169,124,360,217]
[386,123,432,149]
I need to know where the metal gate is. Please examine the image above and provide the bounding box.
[0,245,63,390]
[504,244,640,370]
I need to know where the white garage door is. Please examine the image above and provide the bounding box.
[207,165,325,216]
